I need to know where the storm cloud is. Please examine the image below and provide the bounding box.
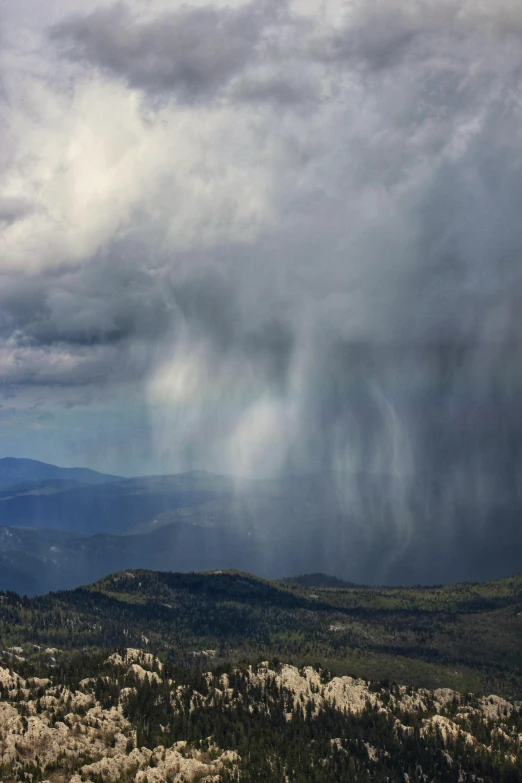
[50,0,289,102]
[1,0,522,581]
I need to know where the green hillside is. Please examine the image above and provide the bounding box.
[1,569,521,698]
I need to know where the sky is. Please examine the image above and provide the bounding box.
[1,0,522,494]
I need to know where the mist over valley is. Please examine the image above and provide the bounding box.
[0,457,521,594]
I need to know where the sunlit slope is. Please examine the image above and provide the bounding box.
[1,569,521,697]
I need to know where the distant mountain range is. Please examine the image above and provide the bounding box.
[0,457,121,489]
[282,573,358,589]
[1,458,522,594]
[0,464,408,593]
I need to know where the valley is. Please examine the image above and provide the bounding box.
[2,460,522,594]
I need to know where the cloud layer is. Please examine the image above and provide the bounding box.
[1,0,522,580]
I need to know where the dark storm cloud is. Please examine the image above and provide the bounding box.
[0,241,290,389]
[3,0,522,581]
[50,0,288,102]
[7,0,522,396]
[311,8,424,70]
[0,254,173,386]
[0,198,36,226]
[232,73,316,106]
[310,3,522,74]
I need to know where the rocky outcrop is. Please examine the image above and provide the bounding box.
[0,659,236,783]
[1,652,521,782]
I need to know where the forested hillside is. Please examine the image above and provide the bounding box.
[1,648,521,782]
[1,569,522,698]
[1,570,522,780]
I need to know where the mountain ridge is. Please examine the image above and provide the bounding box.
[2,566,522,698]
[2,459,522,591]
[0,457,122,489]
